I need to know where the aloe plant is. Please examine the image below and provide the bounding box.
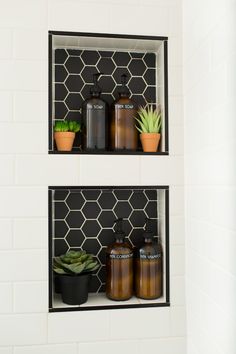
[53,250,99,275]
[135,105,161,134]
[54,121,81,133]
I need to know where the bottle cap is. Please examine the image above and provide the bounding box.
[143,218,155,239]
[118,73,130,96]
[90,72,103,96]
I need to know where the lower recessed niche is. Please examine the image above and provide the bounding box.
[48,186,170,312]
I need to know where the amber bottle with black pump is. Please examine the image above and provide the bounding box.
[82,72,108,150]
[110,74,138,151]
[106,218,133,301]
[135,218,163,299]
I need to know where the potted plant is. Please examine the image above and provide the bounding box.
[135,105,162,152]
[53,250,99,305]
[54,121,81,152]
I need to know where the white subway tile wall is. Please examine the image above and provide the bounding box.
[183,0,236,353]
[0,0,184,353]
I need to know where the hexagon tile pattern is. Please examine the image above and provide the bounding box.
[52,188,158,293]
[53,49,157,150]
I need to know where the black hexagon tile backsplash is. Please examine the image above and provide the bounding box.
[52,188,159,293]
[53,49,156,150]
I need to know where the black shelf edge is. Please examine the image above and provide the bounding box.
[49,30,168,41]
[49,185,169,190]
[48,150,169,156]
[49,302,170,313]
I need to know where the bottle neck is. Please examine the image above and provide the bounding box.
[91,92,100,98]
[119,92,129,98]
[144,237,153,243]
[115,237,125,243]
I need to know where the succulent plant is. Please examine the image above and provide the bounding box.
[135,105,161,134]
[54,121,81,133]
[53,250,99,275]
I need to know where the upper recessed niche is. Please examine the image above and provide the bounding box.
[49,31,169,155]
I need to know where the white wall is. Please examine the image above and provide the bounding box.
[183,1,236,353]
[0,0,185,354]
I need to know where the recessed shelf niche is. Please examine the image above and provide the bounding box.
[48,31,169,155]
[48,185,170,312]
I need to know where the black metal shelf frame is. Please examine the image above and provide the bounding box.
[48,31,169,155]
[48,185,170,312]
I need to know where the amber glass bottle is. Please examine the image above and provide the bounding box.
[135,218,163,299]
[82,73,108,150]
[106,218,133,301]
[110,74,138,151]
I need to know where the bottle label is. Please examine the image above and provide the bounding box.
[87,104,104,110]
[140,254,161,260]
[109,253,133,260]
[116,104,134,110]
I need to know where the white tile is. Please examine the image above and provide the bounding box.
[0,60,47,91]
[0,219,12,249]
[0,156,15,185]
[48,311,109,343]
[79,155,140,185]
[48,1,110,32]
[170,245,185,276]
[0,187,47,217]
[0,314,47,345]
[140,157,184,185]
[13,281,47,313]
[168,96,184,127]
[15,155,80,185]
[13,29,47,60]
[14,344,77,354]
[168,66,183,96]
[13,218,47,249]
[110,4,170,35]
[0,283,13,313]
[168,36,183,67]
[0,123,47,154]
[79,340,138,354]
[170,306,186,336]
[0,0,47,29]
[170,276,185,305]
[109,307,170,339]
[169,186,184,216]
[0,92,13,122]
[169,2,182,36]
[0,250,47,281]
[170,215,185,245]
[13,92,47,123]
[0,348,13,354]
[137,337,186,354]
[0,29,12,59]
[169,126,184,156]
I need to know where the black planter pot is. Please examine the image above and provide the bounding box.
[54,274,61,294]
[60,273,92,305]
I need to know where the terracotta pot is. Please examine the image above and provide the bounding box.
[54,132,75,151]
[140,133,161,152]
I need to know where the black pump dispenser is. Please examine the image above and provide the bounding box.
[82,72,108,150]
[143,218,155,240]
[90,73,102,97]
[118,74,130,97]
[114,218,125,241]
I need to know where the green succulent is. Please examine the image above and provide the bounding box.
[53,250,99,275]
[135,105,162,134]
[54,121,81,133]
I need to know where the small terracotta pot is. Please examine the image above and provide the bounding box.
[54,132,75,151]
[140,133,161,152]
